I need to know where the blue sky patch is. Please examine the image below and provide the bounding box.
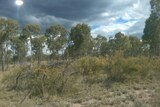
[115,17,139,24]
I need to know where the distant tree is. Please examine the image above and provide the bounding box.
[11,36,26,65]
[21,24,41,64]
[106,32,130,56]
[93,35,107,56]
[100,41,109,56]
[114,32,130,51]
[32,36,46,65]
[125,36,142,56]
[67,23,93,57]
[45,24,68,60]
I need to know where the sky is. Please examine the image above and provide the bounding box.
[0,0,151,38]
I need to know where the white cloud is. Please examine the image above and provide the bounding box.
[90,0,151,38]
[23,0,151,38]
[91,20,138,37]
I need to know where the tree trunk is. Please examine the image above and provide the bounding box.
[37,52,41,66]
[29,37,33,69]
[6,44,9,70]
[1,45,5,71]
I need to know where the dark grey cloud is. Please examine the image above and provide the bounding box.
[0,0,151,37]
[20,0,110,20]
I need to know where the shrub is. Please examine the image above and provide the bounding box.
[72,56,108,83]
[2,64,77,98]
[73,56,107,76]
[107,54,153,82]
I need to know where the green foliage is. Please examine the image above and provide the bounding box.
[150,0,160,12]
[21,24,41,42]
[104,32,132,56]
[45,24,68,58]
[32,36,46,65]
[72,56,108,83]
[125,36,142,56]
[0,18,19,71]
[73,56,107,75]
[11,36,26,63]
[93,35,108,56]
[67,23,93,57]
[0,18,19,42]
[143,0,160,56]
[100,41,109,56]
[107,52,153,82]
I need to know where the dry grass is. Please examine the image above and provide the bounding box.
[0,72,159,107]
[0,56,160,107]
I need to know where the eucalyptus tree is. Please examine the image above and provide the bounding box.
[67,23,93,57]
[106,32,131,56]
[11,36,26,65]
[32,36,46,65]
[125,36,142,57]
[0,18,19,71]
[93,35,107,56]
[0,18,6,71]
[21,24,41,64]
[45,24,68,59]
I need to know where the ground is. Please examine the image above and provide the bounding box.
[0,70,159,107]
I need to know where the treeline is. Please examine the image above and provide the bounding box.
[0,17,154,71]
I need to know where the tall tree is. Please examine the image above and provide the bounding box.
[143,0,160,56]
[32,36,46,65]
[0,18,19,71]
[67,23,93,57]
[0,18,6,71]
[45,24,68,59]
[11,36,26,65]
[21,24,41,64]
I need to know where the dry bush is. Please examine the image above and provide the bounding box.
[73,56,107,75]
[71,56,108,83]
[2,64,78,98]
[106,51,154,82]
[2,55,160,99]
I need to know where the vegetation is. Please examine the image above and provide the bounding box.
[0,0,160,106]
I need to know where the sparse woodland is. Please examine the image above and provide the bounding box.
[0,0,160,107]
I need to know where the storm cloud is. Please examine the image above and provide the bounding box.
[0,0,151,37]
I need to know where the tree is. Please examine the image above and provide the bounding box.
[0,18,6,71]
[21,24,41,64]
[107,32,130,56]
[32,36,46,65]
[150,0,160,12]
[143,0,160,56]
[93,35,107,56]
[100,41,109,56]
[67,23,93,57]
[0,18,19,71]
[125,36,142,57]
[114,32,130,51]
[45,24,68,59]
[11,36,26,65]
